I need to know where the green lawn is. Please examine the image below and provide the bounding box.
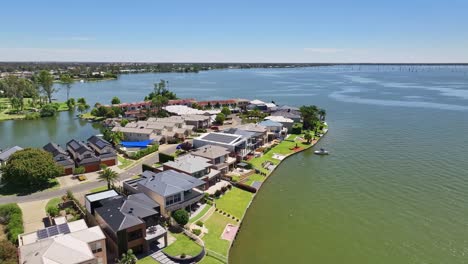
[189,204,212,224]
[118,156,134,169]
[248,139,311,173]
[89,186,108,194]
[136,256,160,264]
[163,232,202,257]
[0,98,69,121]
[0,178,59,196]
[45,197,62,211]
[199,255,226,264]
[203,213,237,257]
[215,187,253,219]
[244,173,266,186]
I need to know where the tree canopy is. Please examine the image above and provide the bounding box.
[221,106,231,116]
[1,148,63,186]
[172,209,189,226]
[37,70,56,103]
[215,113,225,125]
[111,96,121,104]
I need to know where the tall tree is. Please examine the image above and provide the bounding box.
[299,105,319,130]
[37,70,56,103]
[60,74,73,101]
[318,108,326,121]
[111,96,121,104]
[98,167,119,189]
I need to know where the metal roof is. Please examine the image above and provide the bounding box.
[0,146,23,161]
[201,132,243,145]
[139,170,205,197]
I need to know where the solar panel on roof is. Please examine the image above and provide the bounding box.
[47,225,59,237]
[57,223,70,234]
[37,229,48,239]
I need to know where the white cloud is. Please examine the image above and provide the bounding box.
[303,48,344,53]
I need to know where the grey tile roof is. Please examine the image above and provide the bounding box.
[200,133,242,145]
[43,142,67,157]
[139,170,205,197]
[0,146,23,161]
[164,154,212,174]
[66,139,92,155]
[95,194,159,232]
[191,145,230,159]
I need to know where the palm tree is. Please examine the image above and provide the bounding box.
[98,168,119,190]
[117,249,137,264]
[304,131,313,144]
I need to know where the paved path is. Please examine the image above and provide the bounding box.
[19,200,48,233]
[0,152,160,204]
[151,251,177,264]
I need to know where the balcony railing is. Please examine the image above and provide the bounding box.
[166,189,204,212]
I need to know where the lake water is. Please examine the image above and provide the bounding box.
[1,66,468,263]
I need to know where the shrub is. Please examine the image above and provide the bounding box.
[221,186,228,193]
[172,209,189,226]
[159,152,175,163]
[132,144,159,160]
[180,253,186,259]
[66,189,75,200]
[291,122,303,134]
[0,203,23,244]
[25,112,40,120]
[196,220,204,227]
[214,190,222,198]
[0,240,18,263]
[227,184,232,190]
[192,229,202,236]
[233,182,257,193]
[195,128,207,133]
[74,166,85,174]
[46,205,59,217]
[40,103,59,117]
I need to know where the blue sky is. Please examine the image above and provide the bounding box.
[1,0,467,62]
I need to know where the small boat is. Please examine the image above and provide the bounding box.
[314,148,329,155]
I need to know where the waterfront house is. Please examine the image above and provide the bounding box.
[231,123,268,144]
[193,132,250,160]
[112,126,159,142]
[264,115,294,131]
[191,145,236,175]
[0,146,23,166]
[87,136,118,167]
[271,109,302,122]
[18,219,107,264]
[181,114,212,130]
[89,193,167,256]
[163,154,221,189]
[259,120,285,139]
[123,170,205,217]
[43,142,75,175]
[224,128,264,152]
[67,139,101,173]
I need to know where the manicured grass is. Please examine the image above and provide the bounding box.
[163,232,202,257]
[199,255,226,264]
[136,256,160,264]
[118,156,134,169]
[215,187,253,219]
[0,98,69,120]
[89,186,108,194]
[189,204,212,224]
[244,173,266,186]
[0,178,59,196]
[248,139,311,173]
[203,213,237,257]
[45,197,62,209]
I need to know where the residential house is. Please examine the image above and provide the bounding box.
[87,136,118,166]
[181,114,211,130]
[18,219,107,264]
[224,128,264,152]
[191,145,236,175]
[232,123,268,144]
[0,146,23,166]
[259,120,285,140]
[67,139,101,173]
[271,109,302,122]
[193,132,250,160]
[43,142,75,175]
[264,115,294,131]
[89,193,167,256]
[163,154,221,189]
[247,99,267,111]
[123,170,205,217]
[112,126,161,142]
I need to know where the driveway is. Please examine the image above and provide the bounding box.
[19,200,49,233]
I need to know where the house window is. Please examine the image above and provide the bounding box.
[128,230,143,241]
[166,193,182,206]
[90,241,102,253]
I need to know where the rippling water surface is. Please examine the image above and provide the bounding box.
[1,66,468,263]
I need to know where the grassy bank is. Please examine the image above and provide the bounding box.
[0,97,69,121]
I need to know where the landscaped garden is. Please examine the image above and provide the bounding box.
[163,232,202,257]
[244,173,266,186]
[118,156,134,169]
[136,256,160,264]
[199,255,226,264]
[215,187,253,219]
[189,204,212,224]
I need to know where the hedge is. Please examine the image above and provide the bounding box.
[159,152,175,163]
[233,182,257,193]
[130,144,159,160]
[0,203,24,244]
[291,122,303,134]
